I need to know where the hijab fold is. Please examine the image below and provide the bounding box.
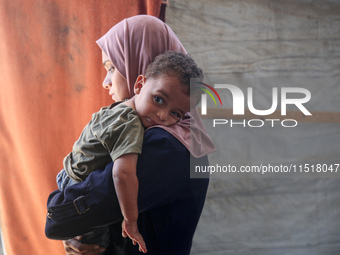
[97,15,215,157]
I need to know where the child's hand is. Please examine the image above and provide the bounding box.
[122,219,147,253]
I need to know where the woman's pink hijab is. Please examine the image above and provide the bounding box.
[96,15,215,157]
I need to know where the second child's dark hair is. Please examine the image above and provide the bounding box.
[145,51,204,96]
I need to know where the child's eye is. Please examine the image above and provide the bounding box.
[171,111,182,119]
[153,96,164,104]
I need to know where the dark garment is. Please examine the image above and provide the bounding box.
[45,128,209,254]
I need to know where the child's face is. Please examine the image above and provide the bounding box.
[102,51,130,102]
[133,75,190,128]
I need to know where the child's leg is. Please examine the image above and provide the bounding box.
[56,169,78,191]
[56,169,110,253]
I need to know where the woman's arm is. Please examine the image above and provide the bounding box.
[45,160,121,240]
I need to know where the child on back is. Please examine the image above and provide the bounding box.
[56,51,204,253]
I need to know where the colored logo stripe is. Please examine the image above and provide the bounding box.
[200,88,216,105]
[198,82,222,106]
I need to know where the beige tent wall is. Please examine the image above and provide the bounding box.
[166,1,340,254]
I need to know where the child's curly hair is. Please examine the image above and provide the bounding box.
[145,51,204,98]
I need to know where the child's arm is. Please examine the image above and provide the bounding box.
[113,153,147,253]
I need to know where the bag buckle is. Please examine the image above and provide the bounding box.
[73,196,91,214]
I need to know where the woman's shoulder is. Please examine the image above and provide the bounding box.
[143,128,184,149]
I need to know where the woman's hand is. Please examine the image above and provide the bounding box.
[63,236,106,255]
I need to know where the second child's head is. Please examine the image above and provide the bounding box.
[133,51,203,128]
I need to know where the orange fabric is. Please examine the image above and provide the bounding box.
[0,1,162,254]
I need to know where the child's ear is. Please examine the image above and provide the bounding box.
[134,75,146,94]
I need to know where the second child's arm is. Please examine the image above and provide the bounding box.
[112,153,147,253]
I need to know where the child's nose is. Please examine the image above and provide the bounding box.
[102,72,112,89]
[157,110,168,122]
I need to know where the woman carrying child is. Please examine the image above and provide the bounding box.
[46,15,215,255]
